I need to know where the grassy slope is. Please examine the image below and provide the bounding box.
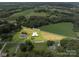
[12,27,65,55]
[39,22,75,37]
[12,27,45,42]
[7,9,33,20]
[8,9,48,20]
[12,27,66,42]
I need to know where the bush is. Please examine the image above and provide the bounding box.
[47,40,54,46]
[20,41,34,52]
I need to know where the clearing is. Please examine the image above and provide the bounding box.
[12,27,66,42]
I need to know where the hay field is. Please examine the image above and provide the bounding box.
[13,27,66,42]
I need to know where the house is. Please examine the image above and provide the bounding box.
[32,32,38,37]
[55,41,61,47]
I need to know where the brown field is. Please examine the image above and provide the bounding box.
[41,31,66,41]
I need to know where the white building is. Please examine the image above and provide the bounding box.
[32,32,38,37]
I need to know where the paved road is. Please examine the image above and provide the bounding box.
[15,44,20,54]
[0,42,7,56]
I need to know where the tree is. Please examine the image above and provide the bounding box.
[20,41,34,52]
[28,16,49,28]
[47,40,54,46]
[0,19,19,41]
[16,16,28,27]
[60,38,79,50]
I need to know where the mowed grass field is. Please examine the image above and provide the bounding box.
[12,27,45,42]
[12,27,66,42]
[39,22,75,37]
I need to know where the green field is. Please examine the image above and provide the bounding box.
[39,22,75,37]
[12,27,45,42]
[8,9,48,20]
[12,26,66,43]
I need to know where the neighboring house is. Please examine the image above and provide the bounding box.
[20,32,28,38]
[55,41,61,47]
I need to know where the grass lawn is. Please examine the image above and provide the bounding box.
[12,27,45,42]
[12,26,66,42]
[33,42,48,51]
[39,22,75,37]
[7,9,33,20]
